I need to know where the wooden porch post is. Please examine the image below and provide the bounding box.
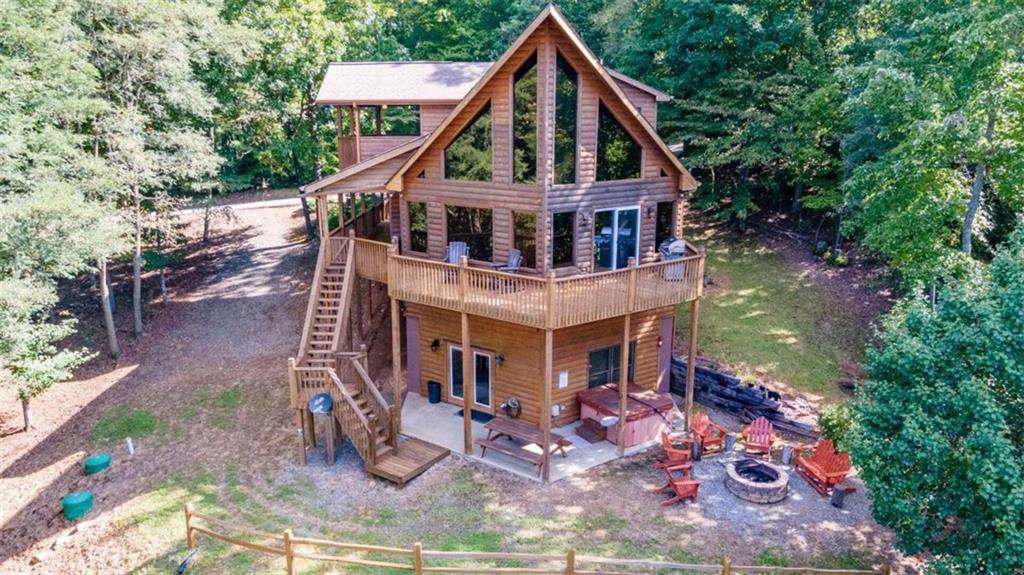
[543,328,553,482]
[685,298,700,428]
[617,258,637,456]
[459,256,474,455]
[353,104,362,163]
[315,197,328,240]
[391,296,402,439]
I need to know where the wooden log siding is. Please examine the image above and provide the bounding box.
[551,307,673,426]
[614,81,657,127]
[405,302,544,424]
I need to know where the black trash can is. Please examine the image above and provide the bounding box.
[427,380,442,404]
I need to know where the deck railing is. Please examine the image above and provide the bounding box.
[349,237,704,329]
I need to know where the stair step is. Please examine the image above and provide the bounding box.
[376,445,393,459]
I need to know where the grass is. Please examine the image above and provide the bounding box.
[91,406,159,443]
[679,232,868,401]
[178,385,244,429]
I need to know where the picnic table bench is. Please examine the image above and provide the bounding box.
[474,417,573,477]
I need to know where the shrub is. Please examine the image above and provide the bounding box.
[818,403,854,452]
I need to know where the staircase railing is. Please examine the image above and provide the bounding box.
[339,351,393,448]
[296,241,329,364]
[329,236,357,354]
[326,367,377,465]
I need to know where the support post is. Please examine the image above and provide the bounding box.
[184,503,195,550]
[413,542,424,575]
[353,104,362,163]
[721,556,731,575]
[459,256,474,454]
[685,298,700,428]
[565,547,576,575]
[284,529,295,575]
[543,270,556,481]
[391,296,402,441]
[617,258,637,456]
[315,197,328,242]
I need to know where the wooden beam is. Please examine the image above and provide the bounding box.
[617,314,631,456]
[542,328,553,482]
[391,296,402,439]
[459,256,473,454]
[353,104,362,163]
[685,298,700,428]
[618,258,638,456]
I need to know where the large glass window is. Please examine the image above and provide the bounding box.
[587,342,636,388]
[513,53,538,184]
[656,201,675,248]
[446,206,493,261]
[552,212,575,268]
[597,102,641,181]
[513,211,537,268]
[554,53,578,185]
[445,102,492,181]
[408,201,428,253]
[356,105,420,136]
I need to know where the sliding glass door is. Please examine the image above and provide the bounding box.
[593,207,640,271]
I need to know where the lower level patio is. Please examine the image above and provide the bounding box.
[400,392,666,482]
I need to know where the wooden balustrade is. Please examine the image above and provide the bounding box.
[552,268,631,328]
[326,368,376,464]
[339,236,705,329]
[353,238,390,283]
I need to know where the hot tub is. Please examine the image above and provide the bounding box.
[577,384,674,447]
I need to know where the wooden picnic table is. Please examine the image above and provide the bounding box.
[484,417,573,457]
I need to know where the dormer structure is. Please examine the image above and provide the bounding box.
[290,5,706,484]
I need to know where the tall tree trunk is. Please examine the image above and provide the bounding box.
[132,186,143,337]
[961,110,996,256]
[202,192,212,243]
[99,257,120,358]
[157,232,167,305]
[300,195,315,242]
[792,181,804,214]
[21,398,32,432]
[833,211,843,252]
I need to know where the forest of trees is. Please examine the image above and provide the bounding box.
[1,1,1022,569]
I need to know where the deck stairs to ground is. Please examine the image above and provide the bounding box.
[292,235,447,484]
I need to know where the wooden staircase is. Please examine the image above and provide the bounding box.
[291,235,447,484]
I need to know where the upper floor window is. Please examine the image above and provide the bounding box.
[348,105,421,136]
[446,206,493,262]
[513,211,537,268]
[552,211,575,268]
[656,201,675,248]
[445,102,492,181]
[597,102,641,181]
[408,201,428,253]
[554,53,578,185]
[513,53,537,184]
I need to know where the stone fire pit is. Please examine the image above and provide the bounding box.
[725,459,789,504]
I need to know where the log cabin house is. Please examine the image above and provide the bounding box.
[288,4,705,484]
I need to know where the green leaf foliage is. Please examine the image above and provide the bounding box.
[852,227,1024,573]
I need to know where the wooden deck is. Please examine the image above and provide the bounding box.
[346,236,705,329]
[368,437,450,485]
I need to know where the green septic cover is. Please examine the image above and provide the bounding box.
[84,453,112,475]
[63,491,93,521]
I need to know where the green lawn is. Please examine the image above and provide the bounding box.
[679,233,869,402]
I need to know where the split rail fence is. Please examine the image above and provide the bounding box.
[184,504,890,575]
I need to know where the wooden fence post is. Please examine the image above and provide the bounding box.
[880,563,891,575]
[413,542,423,575]
[721,556,731,575]
[283,529,295,575]
[565,547,575,575]
[184,503,195,550]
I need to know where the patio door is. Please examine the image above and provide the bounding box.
[448,346,492,410]
[593,207,640,271]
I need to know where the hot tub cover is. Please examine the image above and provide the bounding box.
[578,384,675,422]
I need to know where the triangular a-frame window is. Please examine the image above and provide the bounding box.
[513,53,538,184]
[597,101,641,181]
[445,102,492,181]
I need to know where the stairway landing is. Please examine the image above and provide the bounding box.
[368,437,450,485]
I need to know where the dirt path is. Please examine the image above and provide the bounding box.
[0,203,314,572]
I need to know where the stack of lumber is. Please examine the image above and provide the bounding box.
[670,357,820,440]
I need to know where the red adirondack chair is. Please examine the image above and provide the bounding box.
[653,463,702,506]
[794,439,852,496]
[742,416,776,459]
[655,431,693,469]
[689,412,728,455]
